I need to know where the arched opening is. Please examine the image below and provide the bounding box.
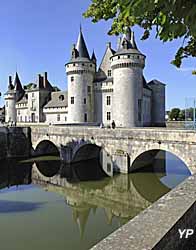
[130,150,191,199]
[35,140,60,157]
[72,144,101,163]
[34,161,61,178]
[71,144,111,181]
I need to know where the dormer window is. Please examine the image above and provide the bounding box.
[59,95,64,101]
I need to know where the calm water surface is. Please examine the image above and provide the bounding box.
[0,151,191,250]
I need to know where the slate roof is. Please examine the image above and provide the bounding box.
[44,91,68,108]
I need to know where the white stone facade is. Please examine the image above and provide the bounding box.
[4,27,165,128]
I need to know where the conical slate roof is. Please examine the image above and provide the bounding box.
[14,72,23,92]
[91,50,97,61]
[76,28,90,59]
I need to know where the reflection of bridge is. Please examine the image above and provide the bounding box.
[32,163,171,234]
[31,126,196,173]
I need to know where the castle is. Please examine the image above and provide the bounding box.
[4,27,165,127]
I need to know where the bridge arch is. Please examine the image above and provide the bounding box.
[34,139,60,157]
[130,148,192,174]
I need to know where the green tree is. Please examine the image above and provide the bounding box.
[169,108,180,120]
[178,109,185,121]
[84,0,196,71]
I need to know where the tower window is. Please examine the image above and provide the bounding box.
[118,56,120,59]
[71,97,74,104]
[59,95,64,101]
[108,70,112,77]
[138,99,142,122]
[84,113,87,122]
[87,86,91,93]
[84,98,86,104]
[71,76,74,82]
[82,63,85,66]
[32,93,34,97]
[107,112,111,121]
[6,101,8,107]
[128,55,130,59]
[57,114,60,121]
[73,63,75,66]
[106,96,111,105]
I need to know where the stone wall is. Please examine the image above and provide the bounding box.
[0,127,31,160]
[91,174,196,250]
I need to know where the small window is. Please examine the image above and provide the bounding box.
[108,70,112,77]
[65,116,67,121]
[118,56,120,59]
[32,93,34,97]
[107,163,111,172]
[107,112,111,121]
[82,63,85,66]
[87,86,91,93]
[84,98,86,104]
[106,96,111,106]
[71,97,74,104]
[73,63,75,66]
[128,55,130,59]
[90,64,92,67]
[71,76,74,82]
[138,99,142,122]
[6,101,8,107]
[57,114,60,121]
[84,113,87,122]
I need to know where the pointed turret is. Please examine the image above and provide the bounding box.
[76,27,90,59]
[130,31,138,49]
[91,50,97,63]
[13,72,24,101]
[14,72,23,92]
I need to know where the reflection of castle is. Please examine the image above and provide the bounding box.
[4,27,165,127]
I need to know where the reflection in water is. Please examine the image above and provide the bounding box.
[0,150,192,250]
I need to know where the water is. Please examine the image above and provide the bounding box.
[0,150,191,250]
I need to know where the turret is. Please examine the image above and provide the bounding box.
[111,28,146,127]
[5,72,25,123]
[4,75,16,123]
[65,27,96,123]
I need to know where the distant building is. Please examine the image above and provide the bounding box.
[4,27,165,127]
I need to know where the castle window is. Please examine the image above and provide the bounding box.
[65,116,67,121]
[32,93,34,98]
[128,55,130,59]
[82,63,85,66]
[57,114,60,121]
[87,86,91,93]
[108,70,112,77]
[71,76,74,82]
[6,101,8,107]
[59,95,64,101]
[73,63,75,66]
[106,96,111,105]
[84,113,87,122]
[18,110,20,115]
[90,64,92,67]
[107,112,111,121]
[71,97,74,104]
[138,99,142,122]
[84,98,86,104]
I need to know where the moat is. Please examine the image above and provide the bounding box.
[0,151,191,250]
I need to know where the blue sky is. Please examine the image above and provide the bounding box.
[0,0,195,110]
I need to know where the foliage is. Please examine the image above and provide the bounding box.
[84,0,196,72]
[168,108,180,120]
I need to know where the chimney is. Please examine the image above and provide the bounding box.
[43,72,48,88]
[37,74,43,88]
[9,76,12,84]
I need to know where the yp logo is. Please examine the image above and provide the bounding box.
[178,229,194,239]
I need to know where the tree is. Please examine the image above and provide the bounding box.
[84,0,196,72]
[169,108,180,120]
[178,109,185,121]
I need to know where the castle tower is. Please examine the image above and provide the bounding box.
[65,27,96,123]
[4,72,24,123]
[111,28,146,127]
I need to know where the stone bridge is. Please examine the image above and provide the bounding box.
[30,126,196,174]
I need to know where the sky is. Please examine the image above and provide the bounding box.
[0,0,195,110]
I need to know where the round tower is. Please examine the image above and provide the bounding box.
[65,28,96,123]
[4,76,16,123]
[111,28,146,127]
